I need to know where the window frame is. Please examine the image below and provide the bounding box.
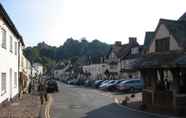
[1,28,7,49]
[1,73,7,95]
[14,41,17,55]
[155,37,170,52]
[14,72,17,88]
[10,36,13,53]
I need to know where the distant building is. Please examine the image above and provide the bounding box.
[32,63,43,78]
[106,41,123,79]
[106,38,140,79]
[54,64,70,80]
[0,3,25,103]
[82,63,108,80]
[120,37,142,79]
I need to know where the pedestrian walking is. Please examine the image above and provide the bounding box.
[38,79,48,104]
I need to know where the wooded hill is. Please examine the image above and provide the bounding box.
[24,38,111,69]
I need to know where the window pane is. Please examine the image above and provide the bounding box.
[10,36,13,52]
[1,29,6,49]
[155,37,170,52]
[15,41,17,55]
[14,72,17,88]
[1,73,6,94]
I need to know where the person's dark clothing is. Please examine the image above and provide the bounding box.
[38,82,48,104]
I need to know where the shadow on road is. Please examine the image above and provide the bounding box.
[82,103,159,118]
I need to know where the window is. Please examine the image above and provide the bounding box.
[14,72,17,88]
[155,37,170,52]
[14,41,17,55]
[1,73,6,95]
[131,47,139,54]
[10,36,13,52]
[1,28,6,49]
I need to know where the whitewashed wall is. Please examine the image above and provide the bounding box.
[0,17,19,103]
[83,64,108,79]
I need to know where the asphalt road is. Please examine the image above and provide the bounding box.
[51,82,164,118]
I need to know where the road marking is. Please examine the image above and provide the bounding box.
[45,95,52,118]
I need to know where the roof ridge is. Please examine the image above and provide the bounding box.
[0,3,24,45]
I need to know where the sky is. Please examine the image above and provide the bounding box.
[1,0,186,47]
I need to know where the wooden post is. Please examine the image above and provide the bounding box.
[151,69,158,105]
[170,68,179,112]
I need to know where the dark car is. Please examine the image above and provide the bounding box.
[94,80,104,88]
[47,80,59,93]
[116,79,144,92]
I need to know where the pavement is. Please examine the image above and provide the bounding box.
[50,82,166,118]
[0,94,41,118]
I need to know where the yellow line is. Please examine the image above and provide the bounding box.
[45,95,52,118]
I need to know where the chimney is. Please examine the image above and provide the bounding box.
[115,41,122,46]
[129,37,137,44]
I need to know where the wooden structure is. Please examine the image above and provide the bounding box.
[138,52,186,114]
[137,13,186,115]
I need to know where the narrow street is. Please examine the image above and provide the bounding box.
[51,82,164,118]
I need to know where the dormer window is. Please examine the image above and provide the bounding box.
[131,47,139,54]
[155,37,170,52]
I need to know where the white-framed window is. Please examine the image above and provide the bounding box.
[1,73,6,95]
[14,72,17,88]
[10,36,13,53]
[131,47,139,54]
[14,41,17,55]
[1,28,6,49]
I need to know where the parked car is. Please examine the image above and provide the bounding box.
[98,80,110,88]
[84,80,92,87]
[105,80,124,91]
[47,80,59,93]
[99,80,115,89]
[116,79,144,92]
[94,80,104,88]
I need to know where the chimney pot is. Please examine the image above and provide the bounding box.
[129,37,137,44]
[115,41,122,46]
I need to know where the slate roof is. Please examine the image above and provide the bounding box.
[107,39,139,60]
[115,42,139,59]
[178,12,186,21]
[136,12,186,69]
[0,3,24,46]
[143,17,186,51]
[143,32,155,50]
[159,19,186,49]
